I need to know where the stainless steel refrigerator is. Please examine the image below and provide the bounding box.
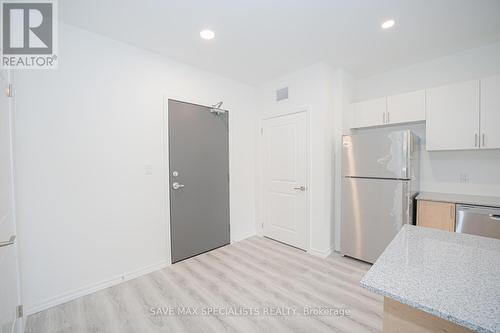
[341,130,419,263]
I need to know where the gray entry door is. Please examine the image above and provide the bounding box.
[168,100,230,263]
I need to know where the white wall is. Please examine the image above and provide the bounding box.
[13,21,500,315]
[252,41,500,255]
[416,125,500,196]
[255,63,337,256]
[254,42,500,257]
[330,70,355,251]
[13,23,256,314]
[351,40,500,197]
[355,41,500,101]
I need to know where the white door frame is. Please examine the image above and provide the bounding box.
[162,94,231,264]
[1,69,23,332]
[259,108,310,251]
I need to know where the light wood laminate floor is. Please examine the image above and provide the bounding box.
[26,236,382,333]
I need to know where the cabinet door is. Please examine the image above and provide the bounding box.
[387,90,425,124]
[426,80,480,151]
[480,75,500,149]
[417,200,455,232]
[351,97,386,128]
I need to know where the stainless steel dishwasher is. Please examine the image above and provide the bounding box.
[456,205,500,240]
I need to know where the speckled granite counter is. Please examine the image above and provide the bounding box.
[361,225,500,333]
[416,192,500,207]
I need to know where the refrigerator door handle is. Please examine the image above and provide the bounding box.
[403,131,410,179]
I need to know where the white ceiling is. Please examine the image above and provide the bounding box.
[60,0,500,85]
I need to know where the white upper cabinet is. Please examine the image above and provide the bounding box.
[351,97,387,128]
[426,80,480,151]
[480,75,500,149]
[351,91,425,129]
[386,90,426,125]
[351,77,499,151]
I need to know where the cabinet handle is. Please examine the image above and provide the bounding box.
[387,112,390,123]
[382,112,386,124]
[450,206,453,219]
[475,134,478,147]
[482,133,485,148]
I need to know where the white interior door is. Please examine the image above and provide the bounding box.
[262,112,307,249]
[0,70,22,333]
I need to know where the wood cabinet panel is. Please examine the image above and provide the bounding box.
[383,297,473,333]
[417,200,455,232]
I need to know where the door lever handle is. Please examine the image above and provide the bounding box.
[489,214,500,221]
[0,235,15,248]
[292,186,306,191]
[172,182,185,190]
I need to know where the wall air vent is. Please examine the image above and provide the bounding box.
[276,87,289,101]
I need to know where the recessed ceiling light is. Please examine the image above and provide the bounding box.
[200,29,215,40]
[381,19,396,29]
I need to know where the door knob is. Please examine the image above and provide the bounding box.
[293,186,306,191]
[172,182,185,190]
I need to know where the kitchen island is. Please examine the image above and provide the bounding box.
[361,225,500,333]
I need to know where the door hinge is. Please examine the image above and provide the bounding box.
[6,83,13,98]
[16,305,23,318]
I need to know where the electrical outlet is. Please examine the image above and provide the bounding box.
[459,173,469,184]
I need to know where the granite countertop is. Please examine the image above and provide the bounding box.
[361,225,500,333]
[416,192,500,208]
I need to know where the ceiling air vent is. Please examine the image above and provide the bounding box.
[276,87,289,101]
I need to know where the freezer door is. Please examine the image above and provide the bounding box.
[342,130,411,179]
[341,178,411,263]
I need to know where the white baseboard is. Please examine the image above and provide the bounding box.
[230,230,258,244]
[308,247,333,258]
[25,260,169,316]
